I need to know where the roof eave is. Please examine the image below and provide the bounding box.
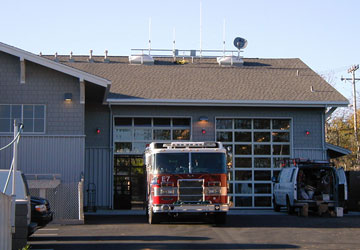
[106,98,349,107]
[0,42,111,88]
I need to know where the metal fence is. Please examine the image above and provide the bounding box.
[30,180,84,224]
[0,192,12,250]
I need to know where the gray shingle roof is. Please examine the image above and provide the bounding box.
[45,55,348,106]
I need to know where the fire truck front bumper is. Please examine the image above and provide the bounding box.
[152,203,230,213]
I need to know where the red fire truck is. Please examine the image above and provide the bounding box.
[145,142,229,224]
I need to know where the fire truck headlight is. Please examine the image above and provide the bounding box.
[206,187,221,195]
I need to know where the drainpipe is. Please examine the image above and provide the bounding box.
[324,107,337,160]
[322,110,326,160]
[108,104,113,209]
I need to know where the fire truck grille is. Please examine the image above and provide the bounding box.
[178,179,204,202]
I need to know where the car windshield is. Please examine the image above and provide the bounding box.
[154,152,226,174]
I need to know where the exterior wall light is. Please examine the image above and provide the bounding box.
[64,93,72,102]
[199,116,208,122]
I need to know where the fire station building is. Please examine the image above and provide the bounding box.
[0,42,350,221]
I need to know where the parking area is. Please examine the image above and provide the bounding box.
[28,212,360,250]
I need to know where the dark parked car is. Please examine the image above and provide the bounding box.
[31,196,54,228]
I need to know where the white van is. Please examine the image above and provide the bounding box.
[272,159,347,214]
[0,170,32,230]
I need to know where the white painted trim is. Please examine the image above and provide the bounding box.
[0,42,111,88]
[106,98,349,107]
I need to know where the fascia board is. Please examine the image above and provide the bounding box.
[325,143,352,155]
[106,98,349,107]
[0,42,111,87]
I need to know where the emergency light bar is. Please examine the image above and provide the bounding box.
[161,142,221,149]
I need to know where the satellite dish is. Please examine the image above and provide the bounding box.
[233,37,248,50]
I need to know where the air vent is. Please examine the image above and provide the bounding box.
[217,56,244,66]
[128,54,154,65]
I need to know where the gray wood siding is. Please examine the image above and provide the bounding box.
[84,148,111,208]
[0,135,85,183]
[0,51,84,135]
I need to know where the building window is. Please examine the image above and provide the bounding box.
[0,104,45,133]
[113,117,191,154]
[216,118,291,208]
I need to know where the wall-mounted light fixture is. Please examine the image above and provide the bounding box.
[199,116,209,122]
[64,93,72,102]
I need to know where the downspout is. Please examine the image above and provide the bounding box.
[324,107,337,160]
[322,110,326,160]
[108,103,113,209]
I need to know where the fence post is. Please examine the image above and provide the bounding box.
[78,178,84,223]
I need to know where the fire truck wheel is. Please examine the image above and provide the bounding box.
[148,207,160,224]
[214,212,227,225]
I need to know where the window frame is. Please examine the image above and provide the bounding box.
[0,104,46,134]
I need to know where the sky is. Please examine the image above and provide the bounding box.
[1,0,360,102]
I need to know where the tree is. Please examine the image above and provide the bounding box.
[326,109,360,170]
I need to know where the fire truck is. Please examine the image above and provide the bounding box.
[144,142,229,224]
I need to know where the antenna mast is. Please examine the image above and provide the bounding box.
[200,0,202,58]
[148,17,152,55]
[223,19,226,56]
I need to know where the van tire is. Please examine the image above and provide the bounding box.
[286,197,295,215]
[273,197,281,212]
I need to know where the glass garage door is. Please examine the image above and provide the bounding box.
[216,118,291,208]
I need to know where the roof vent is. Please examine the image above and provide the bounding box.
[104,50,110,63]
[217,56,244,66]
[69,51,74,62]
[88,50,94,62]
[129,54,154,65]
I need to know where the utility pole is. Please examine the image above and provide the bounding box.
[341,64,360,167]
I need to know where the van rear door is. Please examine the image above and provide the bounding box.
[336,168,348,205]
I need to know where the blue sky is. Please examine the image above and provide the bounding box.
[1,0,359,100]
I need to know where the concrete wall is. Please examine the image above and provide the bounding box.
[12,203,28,250]
[0,192,11,250]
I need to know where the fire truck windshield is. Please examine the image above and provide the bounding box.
[154,152,226,174]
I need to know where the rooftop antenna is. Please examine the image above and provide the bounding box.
[173,27,176,59]
[148,17,152,55]
[200,0,202,58]
[233,37,248,58]
[223,18,226,56]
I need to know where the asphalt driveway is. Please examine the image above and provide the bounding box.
[28,212,360,250]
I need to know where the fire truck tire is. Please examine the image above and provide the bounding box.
[148,207,160,224]
[214,212,227,224]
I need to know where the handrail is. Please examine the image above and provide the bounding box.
[0,124,23,151]
[2,124,23,194]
